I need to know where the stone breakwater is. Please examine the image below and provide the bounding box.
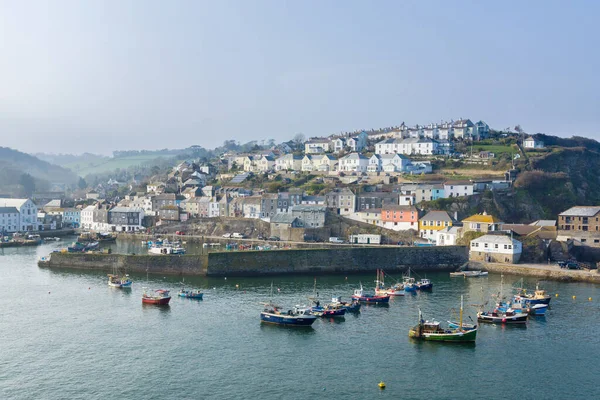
[473,262,600,284]
[38,246,469,277]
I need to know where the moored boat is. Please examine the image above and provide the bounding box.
[450,271,488,277]
[331,296,361,312]
[108,274,132,288]
[260,304,317,326]
[477,275,528,324]
[374,269,405,296]
[351,283,390,304]
[416,278,433,291]
[409,296,477,342]
[178,289,204,299]
[516,282,551,306]
[142,288,171,305]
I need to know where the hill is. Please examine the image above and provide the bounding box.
[0,147,79,196]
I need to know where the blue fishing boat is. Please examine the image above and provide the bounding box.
[516,283,551,306]
[310,301,346,318]
[331,297,361,312]
[178,289,204,299]
[416,278,433,291]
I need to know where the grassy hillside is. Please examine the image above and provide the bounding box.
[64,154,171,176]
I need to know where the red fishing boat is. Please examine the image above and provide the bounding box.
[142,288,171,305]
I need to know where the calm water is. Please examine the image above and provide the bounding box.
[1,240,599,400]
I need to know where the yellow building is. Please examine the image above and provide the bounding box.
[419,210,453,241]
[461,211,503,233]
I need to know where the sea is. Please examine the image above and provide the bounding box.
[1,238,599,400]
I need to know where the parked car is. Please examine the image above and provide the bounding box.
[329,237,345,244]
[232,233,246,239]
[222,233,232,238]
[257,235,266,240]
[175,231,186,236]
[267,236,280,242]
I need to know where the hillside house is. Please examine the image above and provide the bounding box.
[470,234,522,263]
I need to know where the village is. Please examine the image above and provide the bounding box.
[2,117,596,268]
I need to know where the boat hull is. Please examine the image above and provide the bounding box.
[351,295,390,303]
[260,312,317,326]
[409,327,477,342]
[142,297,171,305]
[416,283,433,291]
[447,321,477,331]
[477,313,527,324]
[109,281,132,288]
[178,293,203,299]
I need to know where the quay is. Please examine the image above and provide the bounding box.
[38,245,468,277]
[473,261,600,284]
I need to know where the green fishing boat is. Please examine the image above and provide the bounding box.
[409,295,477,343]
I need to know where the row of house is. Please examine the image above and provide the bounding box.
[305,132,369,154]
[380,119,489,141]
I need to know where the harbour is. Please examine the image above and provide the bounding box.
[2,239,600,399]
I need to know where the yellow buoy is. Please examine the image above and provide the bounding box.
[572,295,576,300]
[555,293,559,297]
[589,297,592,301]
[378,381,386,389]
[236,284,239,289]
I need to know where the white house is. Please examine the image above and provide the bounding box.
[524,137,545,149]
[301,155,315,171]
[339,153,369,172]
[0,198,38,231]
[470,234,522,263]
[349,234,381,244]
[332,138,346,153]
[453,119,475,139]
[304,138,331,154]
[435,226,461,246]
[368,154,410,173]
[438,122,454,140]
[209,197,220,218]
[315,154,337,172]
[375,138,438,156]
[423,124,439,139]
[80,205,95,230]
[444,181,474,198]
[0,207,20,233]
[275,154,303,171]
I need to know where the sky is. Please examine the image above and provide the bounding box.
[0,0,599,155]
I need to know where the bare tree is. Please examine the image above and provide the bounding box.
[293,133,305,144]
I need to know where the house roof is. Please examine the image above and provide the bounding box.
[110,207,144,213]
[421,211,452,222]
[471,234,521,246]
[342,153,369,160]
[382,205,417,212]
[0,207,18,214]
[307,138,330,144]
[501,224,541,236]
[559,206,600,217]
[462,213,503,224]
[444,180,473,186]
[529,220,557,227]
[270,214,298,224]
[437,226,461,235]
[0,198,30,208]
[291,205,327,212]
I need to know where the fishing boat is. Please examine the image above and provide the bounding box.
[515,282,552,306]
[374,270,405,296]
[450,271,488,277]
[142,288,171,305]
[178,289,204,299]
[477,275,528,324]
[331,296,361,312]
[311,301,347,318]
[351,283,390,304]
[260,283,316,326]
[500,297,548,316]
[416,278,433,291]
[409,296,477,342]
[148,245,186,255]
[108,274,132,288]
[403,275,417,292]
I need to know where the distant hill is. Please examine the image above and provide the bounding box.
[0,147,79,196]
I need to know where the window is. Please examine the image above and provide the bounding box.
[484,243,488,248]
[494,244,498,249]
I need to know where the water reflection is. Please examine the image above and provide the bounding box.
[259,323,316,335]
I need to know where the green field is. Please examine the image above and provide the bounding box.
[65,155,169,176]
[473,144,517,155]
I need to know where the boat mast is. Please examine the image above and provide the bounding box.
[459,295,464,332]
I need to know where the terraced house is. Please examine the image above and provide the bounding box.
[419,211,453,241]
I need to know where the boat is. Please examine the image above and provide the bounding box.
[43,237,61,242]
[330,296,361,312]
[178,289,204,299]
[374,269,405,296]
[108,273,132,288]
[351,283,390,304]
[450,271,489,277]
[416,278,433,291]
[260,283,316,326]
[310,300,347,318]
[142,288,171,305]
[498,298,548,316]
[409,296,477,342]
[447,321,478,331]
[148,245,186,255]
[515,282,551,306]
[477,275,528,324]
[403,275,417,292]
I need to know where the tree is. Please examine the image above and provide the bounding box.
[293,133,305,148]
[78,177,87,190]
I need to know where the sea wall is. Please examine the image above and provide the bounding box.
[39,246,468,277]
[473,262,600,284]
[40,252,208,275]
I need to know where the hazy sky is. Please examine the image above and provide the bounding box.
[1,0,599,155]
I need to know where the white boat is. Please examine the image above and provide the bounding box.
[450,271,488,277]
[108,274,132,288]
[148,245,186,255]
[374,269,405,296]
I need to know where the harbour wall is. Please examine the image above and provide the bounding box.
[39,246,468,277]
[473,262,600,284]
